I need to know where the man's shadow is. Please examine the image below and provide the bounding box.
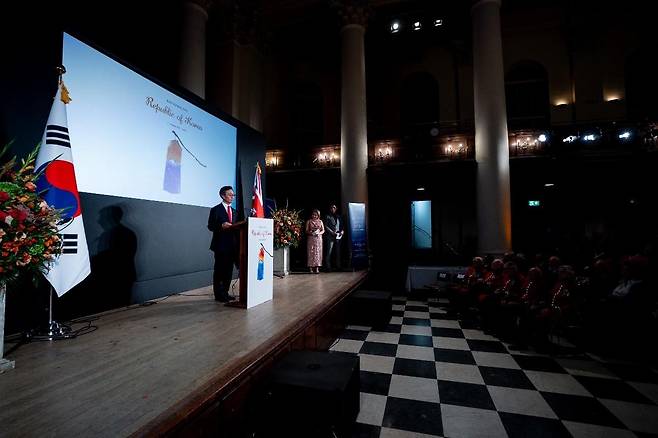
[90,205,137,312]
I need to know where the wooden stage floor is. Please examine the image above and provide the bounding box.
[0,271,367,437]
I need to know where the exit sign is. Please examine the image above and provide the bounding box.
[528,200,541,207]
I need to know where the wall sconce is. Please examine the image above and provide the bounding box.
[315,149,339,167]
[375,144,393,161]
[444,142,466,159]
[509,133,548,155]
[265,153,280,168]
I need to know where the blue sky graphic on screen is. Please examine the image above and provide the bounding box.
[62,33,237,207]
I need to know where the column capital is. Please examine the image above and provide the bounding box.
[184,0,213,16]
[232,0,262,46]
[333,0,370,29]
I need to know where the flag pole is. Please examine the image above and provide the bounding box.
[30,287,73,341]
[56,64,65,84]
[30,64,76,341]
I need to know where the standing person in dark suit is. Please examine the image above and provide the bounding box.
[208,186,238,302]
[323,203,343,272]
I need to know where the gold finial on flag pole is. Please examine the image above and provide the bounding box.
[55,65,72,104]
[55,64,66,79]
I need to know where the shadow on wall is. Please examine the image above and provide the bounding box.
[6,205,139,333]
[91,205,138,311]
[57,205,138,320]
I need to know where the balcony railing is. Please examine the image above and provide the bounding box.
[265,121,658,171]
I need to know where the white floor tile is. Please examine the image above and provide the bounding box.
[487,386,557,418]
[431,320,461,329]
[461,329,497,341]
[379,427,441,438]
[432,336,470,351]
[440,404,507,438]
[366,331,401,345]
[330,338,364,354]
[388,374,440,403]
[472,351,521,370]
[401,325,433,336]
[436,362,484,385]
[556,358,619,379]
[396,345,436,362]
[390,316,404,325]
[524,370,592,396]
[405,311,431,319]
[356,392,387,426]
[359,354,396,374]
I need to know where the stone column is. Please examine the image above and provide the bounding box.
[338,1,369,226]
[179,0,211,98]
[472,0,512,254]
[230,0,264,131]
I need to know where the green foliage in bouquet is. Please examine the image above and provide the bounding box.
[0,143,63,286]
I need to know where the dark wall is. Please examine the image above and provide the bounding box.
[265,168,341,270]
[1,2,265,331]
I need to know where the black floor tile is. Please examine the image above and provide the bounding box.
[431,327,465,338]
[466,339,508,353]
[359,371,391,396]
[405,305,429,312]
[479,366,535,390]
[399,334,434,347]
[340,329,369,341]
[360,341,398,357]
[430,312,459,320]
[378,324,402,334]
[457,319,481,329]
[350,422,381,438]
[541,391,625,428]
[512,355,567,373]
[393,358,437,379]
[574,375,654,404]
[604,363,658,383]
[438,380,495,410]
[402,317,431,326]
[382,397,443,436]
[499,412,571,438]
[391,310,404,317]
[392,299,407,306]
[434,348,476,365]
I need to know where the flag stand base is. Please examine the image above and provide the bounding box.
[30,287,75,341]
[0,358,15,373]
[30,321,74,341]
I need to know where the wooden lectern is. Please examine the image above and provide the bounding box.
[226,220,248,308]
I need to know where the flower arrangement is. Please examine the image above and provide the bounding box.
[0,143,62,286]
[272,207,303,249]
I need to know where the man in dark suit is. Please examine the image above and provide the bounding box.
[208,186,238,302]
[323,203,343,272]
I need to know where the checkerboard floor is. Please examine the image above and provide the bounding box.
[331,295,658,438]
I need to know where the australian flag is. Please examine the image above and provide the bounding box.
[34,80,91,296]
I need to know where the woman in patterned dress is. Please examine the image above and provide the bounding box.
[305,209,325,273]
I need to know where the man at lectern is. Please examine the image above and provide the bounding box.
[208,186,239,302]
